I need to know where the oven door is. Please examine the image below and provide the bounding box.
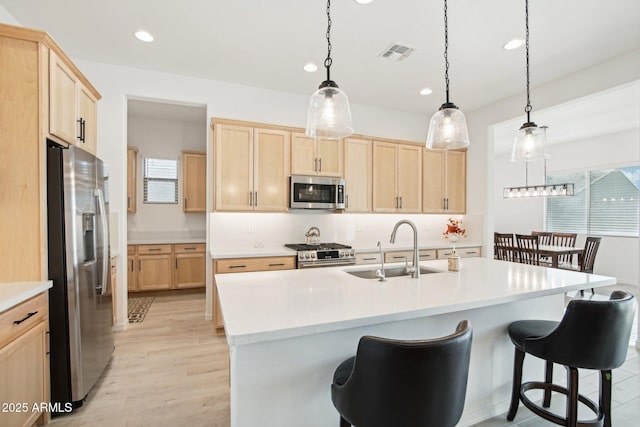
[290,175,345,209]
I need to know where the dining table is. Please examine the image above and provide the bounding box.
[534,245,583,268]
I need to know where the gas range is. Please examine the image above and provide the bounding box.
[284,243,356,268]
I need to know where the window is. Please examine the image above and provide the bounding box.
[143,158,178,204]
[546,166,639,237]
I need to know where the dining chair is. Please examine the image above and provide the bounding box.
[516,234,540,265]
[331,321,473,427]
[531,231,553,245]
[552,232,578,266]
[559,236,602,296]
[494,233,516,262]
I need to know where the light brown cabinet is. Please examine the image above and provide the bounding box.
[384,249,437,263]
[290,133,343,177]
[127,243,206,292]
[423,149,466,213]
[127,147,138,213]
[343,138,372,212]
[213,256,296,333]
[437,246,481,259]
[214,124,290,212]
[0,292,50,427]
[182,151,206,212]
[373,142,422,213]
[49,50,98,154]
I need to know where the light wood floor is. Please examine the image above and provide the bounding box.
[49,289,639,427]
[50,292,230,427]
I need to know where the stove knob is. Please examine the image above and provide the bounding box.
[350,249,355,256]
[311,253,316,259]
[339,251,344,257]
[303,253,309,259]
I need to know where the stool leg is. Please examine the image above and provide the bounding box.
[543,360,553,408]
[507,348,525,421]
[339,415,351,427]
[566,366,579,427]
[600,370,612,427]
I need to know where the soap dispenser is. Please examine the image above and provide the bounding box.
[448,247,461,272]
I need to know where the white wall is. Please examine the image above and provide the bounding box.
[127,114,206,241]
[0,4,19,25]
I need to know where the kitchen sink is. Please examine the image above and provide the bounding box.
[346,266,440,279]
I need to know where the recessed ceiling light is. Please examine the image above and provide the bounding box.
[354,0,374,4]
[303,63,318,72]
[503,38,524,50]
[419,88,433,96]
[134,30,154,43]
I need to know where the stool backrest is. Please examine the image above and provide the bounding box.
[525,291,636,370]
[494,232,515,262]
[516,234,540,265]
[580,236,602,273]
[333,321,472,427]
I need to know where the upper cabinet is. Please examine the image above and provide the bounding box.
[423,149,466,214]
[49,50,99,154]
[343,137,372,212]
[373,142,422,213]
[182,150,206,212]
[290,133,342,177]
[127,147,138,213]
[214,123,290,212]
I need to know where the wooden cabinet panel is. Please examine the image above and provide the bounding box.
[127,255,137,292]
[384,249,437,263]
[355,253,382,265]
[437,247,481,259]
[77,84,97,154]
[373,142,421,212]
[397,144,422,213]
[290,132,342,177]
[343,138,372,212]
[49,50,78,144]
[254,129,290,212]
[373,142,398,213]
[136,244,172,255]
[175,253,206,289]
[423,149,466,214]
[182,151,206,212]
[127,147,138,213]
[316,138,342,177]
[137,254,173,291]
[0,293,47,349]
[215,124,253,211]
[174,243,206,253]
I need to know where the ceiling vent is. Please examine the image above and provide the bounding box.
[379,43,415,61]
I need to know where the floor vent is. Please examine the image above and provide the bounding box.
[379,43,415,61]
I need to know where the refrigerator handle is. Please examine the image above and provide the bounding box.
[95,188,109,296]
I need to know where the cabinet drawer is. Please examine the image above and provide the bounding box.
[215,256,295,273]
[0,292,48,348]
[437,247,482,259]
[418,249,437,260]
[127,245,136,255]
[174,243,205,254]
[385,250,437,263]
[137,244,172,255]
[355,253,381,265]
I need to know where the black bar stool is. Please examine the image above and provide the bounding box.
[507,291,636,427]
[331,321,472,427]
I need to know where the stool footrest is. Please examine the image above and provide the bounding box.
[521,381,604,427]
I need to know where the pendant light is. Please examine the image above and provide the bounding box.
[511,0,547,162]
[426,0,469,150]
[306,0,354,140]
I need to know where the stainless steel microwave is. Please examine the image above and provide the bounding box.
[289,175,345,210]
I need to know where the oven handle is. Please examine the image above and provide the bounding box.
[298,261,356,269]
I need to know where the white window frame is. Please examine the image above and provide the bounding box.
[143,157,179,204]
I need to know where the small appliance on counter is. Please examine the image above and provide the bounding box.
[284,242,355,268]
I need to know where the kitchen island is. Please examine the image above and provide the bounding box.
[215,257,616,427]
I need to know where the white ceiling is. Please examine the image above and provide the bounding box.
[2,0,640,116]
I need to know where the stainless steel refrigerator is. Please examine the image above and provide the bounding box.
[46,141,114,412]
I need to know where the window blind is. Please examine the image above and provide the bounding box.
[143,158,178,204]
[546,172,587,233]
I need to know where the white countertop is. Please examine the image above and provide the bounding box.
[0,281,53,313]
[128,238,205,245]
[357,242,483,253]
[211,246,297,259]
[215,258,615,346]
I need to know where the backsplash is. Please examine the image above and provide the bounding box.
[209,212,484,252]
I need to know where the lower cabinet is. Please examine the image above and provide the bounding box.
[0,292,49,427]
[213,256,295,334]
[384,249,437,263]
[127,243,206,292]
[437,247,482,259]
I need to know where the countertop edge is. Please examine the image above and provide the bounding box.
[0,281,53,313]
[128,239,206,245]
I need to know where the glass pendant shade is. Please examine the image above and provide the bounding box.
[426,105,470,150]
[306,84,354,139]
[510,122,548,162]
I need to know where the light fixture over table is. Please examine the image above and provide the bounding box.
[426,0,470,150]
[510,0,547,162]
[306,0,354,140]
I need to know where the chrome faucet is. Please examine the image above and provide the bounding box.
[390,219,420,279]
[375,241,386,281]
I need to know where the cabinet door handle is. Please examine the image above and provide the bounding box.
[363,257,377,261]
[13,311,38,325]
[314,158,318,172]
[175,259,178,269]
[128,196,131,209]
[319,158,322,172]
[229,265,247,269]
[249,191,253,207]
[269,263,285,267]
[254,191,258,207]
[138,260,141,271]
[82,118,86,142]
[399,197,403,209]
[345,194,349,209]
[77,118,83,141]
[184,198,187,209]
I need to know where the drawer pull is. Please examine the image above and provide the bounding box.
[363,257,377,261]
[183,247,197,250]
[229,265,247,269]
[393,256,405,260]
[14,311,38,325]
[269,263,285,267]
[466,251,477,255]
[148,248,162,252]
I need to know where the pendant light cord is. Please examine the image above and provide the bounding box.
[443,0,450,104]
[325,0,333,82]
[524,0,532,123]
